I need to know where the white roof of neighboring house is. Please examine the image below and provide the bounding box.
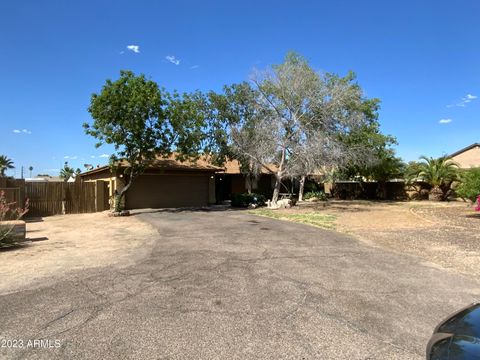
[25,176,64,182]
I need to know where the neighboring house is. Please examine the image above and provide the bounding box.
[449,143,480,169]
[25,175,64,182]
[80,155,221,209]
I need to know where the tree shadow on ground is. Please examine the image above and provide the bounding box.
[129,205,244,216]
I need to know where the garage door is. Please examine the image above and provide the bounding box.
[125,174,210,209]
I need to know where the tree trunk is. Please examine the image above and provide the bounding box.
[271,147,286,205]
[271,175,282,204]
[245,175,252,194]
[298,176,306,202]
[114,174,136,212]
[428,186,443,201]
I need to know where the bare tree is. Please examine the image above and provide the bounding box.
[228,52,377,204]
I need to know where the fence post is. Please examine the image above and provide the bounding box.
[62,183,66,215]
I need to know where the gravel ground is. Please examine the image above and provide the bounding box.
[0,212,158,294]
[269,200,480,278]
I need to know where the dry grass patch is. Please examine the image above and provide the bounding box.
[249,208,336,229]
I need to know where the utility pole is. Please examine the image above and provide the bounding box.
[21,166,24,179]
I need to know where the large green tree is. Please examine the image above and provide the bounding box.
[84,70,204,211]
[336,121,404,198]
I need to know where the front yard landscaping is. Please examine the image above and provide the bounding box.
[250,200,480,278]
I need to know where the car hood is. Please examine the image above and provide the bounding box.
[428,304,480,359]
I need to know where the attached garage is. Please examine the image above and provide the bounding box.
[79,155,220,210]
[125,172,210,209]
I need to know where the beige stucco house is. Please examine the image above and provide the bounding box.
[449,143,480,169]
[80,155,221,209]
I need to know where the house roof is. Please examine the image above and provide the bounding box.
[79,153,282,178]
[25,176,64,182]
[79,154,223,178]
[449,143,480,158]
[221,159,277,174]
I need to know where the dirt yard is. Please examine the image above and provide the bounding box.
[257,200,480,278]
[0,212,158,294]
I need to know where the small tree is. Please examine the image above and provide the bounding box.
[456,168,480,203]
[0,155,14,177]
[84,70,204,211]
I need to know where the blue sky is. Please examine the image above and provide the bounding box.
[1,0,479,177]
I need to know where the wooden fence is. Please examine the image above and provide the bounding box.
[25,181,99,217]
[1,178,107,217]
[0,187,21,205]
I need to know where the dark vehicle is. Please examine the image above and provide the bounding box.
[427,303,480,359]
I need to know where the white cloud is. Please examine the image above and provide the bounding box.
[13,129,31,134]
[165,55,180,65]
[190,65,200,69]
[447,93,478,107]
[439,118,452,124]
[126,45,140,53]
[64,155,78,160]
[99,154,109,158]
[90,155,96,158]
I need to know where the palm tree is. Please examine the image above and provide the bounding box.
[0,155,14,177]
[416,156,458,201]
[59,162,75,181]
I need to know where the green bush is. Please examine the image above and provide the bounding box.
[231,193,266,208]
[456,168,480,202]
[303,191,327,201]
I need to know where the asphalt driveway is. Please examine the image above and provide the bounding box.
[1,210,479,359]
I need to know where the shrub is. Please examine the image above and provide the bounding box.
[231,193,266,208]
[0,191,29,247]
[303,191,327,201]
[456,168,480,203]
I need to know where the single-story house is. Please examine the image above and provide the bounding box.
[80,155,308,209]
[449,143,480,169]
[80,156,221,209]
